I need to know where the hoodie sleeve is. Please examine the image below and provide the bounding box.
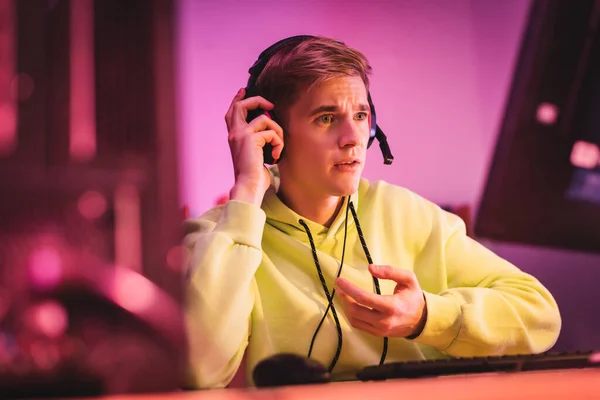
[183,200,266,389]
[410,204,562,357]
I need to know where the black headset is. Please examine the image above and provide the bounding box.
[244,35,394,166]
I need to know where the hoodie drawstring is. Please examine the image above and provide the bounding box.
[299,197,388,373]
[349,201,389,365]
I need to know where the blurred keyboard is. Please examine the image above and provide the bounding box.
[356,351,600,381]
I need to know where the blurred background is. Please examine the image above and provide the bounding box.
[1,0,599,397]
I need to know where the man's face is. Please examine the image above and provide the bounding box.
[278,75,371,198]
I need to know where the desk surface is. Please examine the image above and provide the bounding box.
[81,368,600,400]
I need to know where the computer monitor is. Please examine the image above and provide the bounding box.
[475,0,600,254]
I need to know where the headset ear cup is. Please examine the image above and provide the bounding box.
[367,116,376,148]
[367,91,377,148]
[263,110,281,165]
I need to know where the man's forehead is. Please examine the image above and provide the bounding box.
[297,76,369,112]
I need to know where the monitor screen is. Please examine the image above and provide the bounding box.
[475,0,600,253]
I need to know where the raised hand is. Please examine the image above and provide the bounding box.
[224,88,284,205]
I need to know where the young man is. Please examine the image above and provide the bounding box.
[184,35,561,389]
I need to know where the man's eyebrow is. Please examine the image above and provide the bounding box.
[308,105,339,117]
[308,104,370,117]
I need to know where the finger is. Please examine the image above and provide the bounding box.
[337,287,376,312]
[335,278,394,313]
[239,95,274,111]
[337,289,378,325]
[225,88,246,129]
[248,114,284,141]
[369,265,416,288]
[250,119,284,160]
[253,129,284,160]
[348,318,380,336]
[338,288,383,323]
[230,96,274,130]
[336,287,359,307]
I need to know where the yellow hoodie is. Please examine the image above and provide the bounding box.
[184,169,561,389]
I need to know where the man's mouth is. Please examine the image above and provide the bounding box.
[334,159,360,171]
[334,158,360,166]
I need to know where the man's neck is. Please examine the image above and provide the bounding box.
[276,184,344,228]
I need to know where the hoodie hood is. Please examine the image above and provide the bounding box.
[261,165,361,245]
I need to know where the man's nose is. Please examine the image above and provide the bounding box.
[338,117,364,148]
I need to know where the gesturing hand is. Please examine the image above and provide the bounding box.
[334,264,427,338]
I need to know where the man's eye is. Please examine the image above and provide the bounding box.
[318,115,334,124]
[356,112,368,120]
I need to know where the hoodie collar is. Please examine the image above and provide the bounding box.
[261,166,360,243]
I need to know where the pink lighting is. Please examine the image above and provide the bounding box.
[0,0,16,157]
[0,103,16,156]
[114,183,142,273]
[77,190,108,219]
[175,0,534,216]
[29,301,69,339]
[28,247,63,290]
[69,0,96,161]
[166,245,191,272]
[570,140,600,170]
[536,102,559,126]
[111,269,157,314]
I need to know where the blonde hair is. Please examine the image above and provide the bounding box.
[253,36,372,125]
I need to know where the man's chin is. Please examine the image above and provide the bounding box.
[329,180,360,197]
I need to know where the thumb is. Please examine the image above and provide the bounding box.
[368,265,415,286]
